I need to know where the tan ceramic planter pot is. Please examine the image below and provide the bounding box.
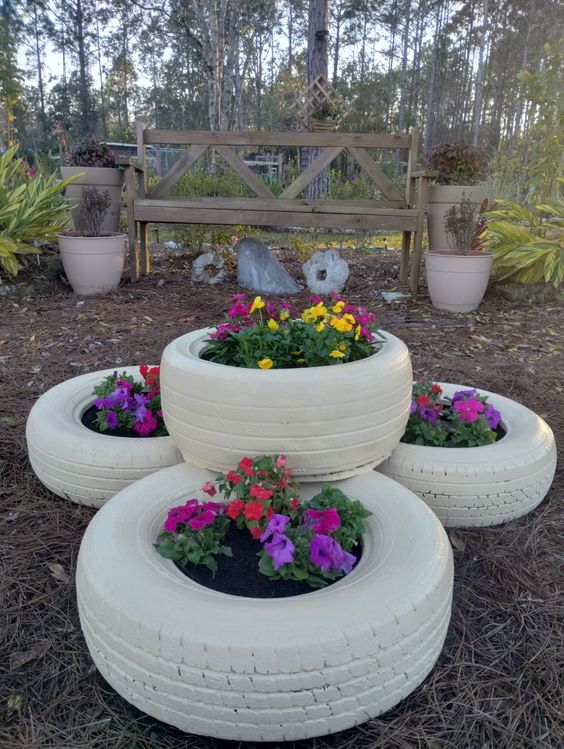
[58,232,126,295]
[377,383,557,527]
[61,166,123,233]
[76,463,453,741]
[26,367,182,508]
[160,327,413,481]
[427,185,488,250]
[424,250,493,312]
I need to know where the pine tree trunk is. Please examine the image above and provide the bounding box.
[471,0,489,145]
[306,0,330,200]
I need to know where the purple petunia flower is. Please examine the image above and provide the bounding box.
[419,406,439,424]
[106,410,119,429]
[310,534,355,574]
[187,510,217,530]
[260,514,290,543]
[410,400,417,416]
[453,396,485,424]
[264,533,295,570]
[452,389,478,403]
[484,404,501,429]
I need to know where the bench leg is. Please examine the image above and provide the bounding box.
[409,229,424,293]
[139,222,150,276]
[400,231,411,283]
[129,220,139,282]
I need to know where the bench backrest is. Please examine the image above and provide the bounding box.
[135,123,420,209]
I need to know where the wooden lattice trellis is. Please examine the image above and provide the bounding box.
[291,75,348,131]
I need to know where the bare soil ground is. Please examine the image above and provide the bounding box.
[1,245,563,749]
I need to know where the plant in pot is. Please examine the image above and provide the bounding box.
[425,141,488,251]
[425,193,493,312]
[310,101,341,132]
[57,185,126,295]
[61,135,123,232]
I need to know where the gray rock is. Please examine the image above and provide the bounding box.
[191,251,228,285]
[237,237,303,294]
[303,249,349,294]
[163,241,180,250]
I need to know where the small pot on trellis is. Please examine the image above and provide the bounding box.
[424,193,492,312]
[57,186,126,295]
[310,102,341,132]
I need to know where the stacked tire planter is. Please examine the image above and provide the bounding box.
[75,328,456,740]
[377,383,557,528]
[26,367,183,508]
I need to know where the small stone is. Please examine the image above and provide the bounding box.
[156,279,166,287]
[302,249,349,294]
[163,241,179,250]
[191,251,228,285]
[237,238,302,294]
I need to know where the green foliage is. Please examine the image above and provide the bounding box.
[0,146,77,279]
[485,195,564,287]
[425,141,488,186]
[155,511,232,575]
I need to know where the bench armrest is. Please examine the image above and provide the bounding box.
[410,169,438,179]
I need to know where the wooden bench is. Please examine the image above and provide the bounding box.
[125,124,430,291]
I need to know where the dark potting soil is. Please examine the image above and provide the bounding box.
[175,524,361,599]
[81,404,145,438]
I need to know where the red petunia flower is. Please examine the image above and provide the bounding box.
[226,470,241,485]
[244,502,264,520]
[249,484,273,501]
[238,457,255,475]
[226,499,244,519]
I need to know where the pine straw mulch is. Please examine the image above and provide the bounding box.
[0,245,563,749]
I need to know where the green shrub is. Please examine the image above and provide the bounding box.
[485,193,564,287]
[0,146,77,279]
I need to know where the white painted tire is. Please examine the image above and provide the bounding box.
[26,367,183,508]
[160,328,412,481]
[377,383,557,527]
[76,463,453,742]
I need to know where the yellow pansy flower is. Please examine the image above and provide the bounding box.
[301,307,317,323]
[332,300,345,313]
[279,310,290,320]
[339,343,347,351]
[258,358,273,369]
[290,349,302,355]
[250,296,265,314]
[329,349,345,358]
[311,302,328,318]
[267,318,279,330]
[355,325,362,341]
[315,321,325,333]
[343,313,356,325]
[330,317,353,333]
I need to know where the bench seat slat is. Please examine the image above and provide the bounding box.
[134,202,418,231]
[135,197,414,215]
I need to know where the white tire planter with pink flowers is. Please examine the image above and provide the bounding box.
[26,367,182,508]
[377,383,557,528]
[160,327,412,482]
[76,463,453,742]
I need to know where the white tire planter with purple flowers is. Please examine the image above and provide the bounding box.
[26,367,182,508]
[76,462,453,742]
[377,383,557,528]
[160,327,412,482]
